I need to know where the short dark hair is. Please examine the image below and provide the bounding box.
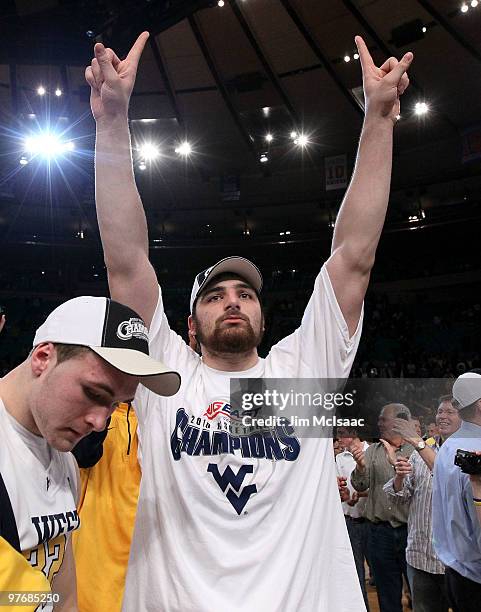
[54,343,90,364]
[438,394,454,404]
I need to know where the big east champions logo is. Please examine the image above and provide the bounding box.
[204,401,232,420]
[116,318,148,342]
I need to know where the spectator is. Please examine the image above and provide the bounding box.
[351,403,415,612]
[384,396,461,611]
[411,417,422,439]
[432,373,481,611]
[336,427,371,610]
[333,437,342,457]
[426,422,439,438]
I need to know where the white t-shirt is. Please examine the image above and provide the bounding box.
[123,265,365,612]
[0,399,79,611]
[336,442,369,519]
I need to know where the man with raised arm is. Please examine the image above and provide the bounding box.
[86,32,412,611]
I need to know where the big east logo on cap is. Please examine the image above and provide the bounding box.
[33,296,180,397]
[116,318,149,342]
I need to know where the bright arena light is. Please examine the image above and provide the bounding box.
[414,101,429,116]
[290,131,298,139]
[471,0,478,7]
[265,133,273,142]
[461,3,469,12]
[344,55,351,63]
[139,143,160,160]
[353,53,359,60]
[294,134,309,147]
[260,153,268,163]
[37,86,46,96]
[55,88,62,97]
[19,156,29,166]
[175,141,192,156]
[218,0,225,6]
[24,133,75,158]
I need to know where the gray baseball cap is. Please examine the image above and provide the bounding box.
[190,256,262,313]
[452,372,481,410]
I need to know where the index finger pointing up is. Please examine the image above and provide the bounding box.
[355,35,375,72]
[126,31,150,67]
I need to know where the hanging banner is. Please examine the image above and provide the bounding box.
[325,154,348,191]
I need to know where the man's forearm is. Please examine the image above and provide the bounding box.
[95,117,149,274]
[331,115,393,271]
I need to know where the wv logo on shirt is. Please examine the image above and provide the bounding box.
[207,464,257,515]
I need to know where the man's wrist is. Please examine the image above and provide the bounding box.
[363,110,396,131]
[393,474,405,492]
[96,114,130,132]
[410,436,426,451]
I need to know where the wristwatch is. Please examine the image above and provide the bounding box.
[414,439,426,452]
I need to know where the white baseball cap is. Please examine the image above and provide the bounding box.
[452,372,481,410]
[33,296,180,396]
[190,256,263,313]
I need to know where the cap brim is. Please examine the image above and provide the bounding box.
[90,346,181,397]
[192,256,262,312]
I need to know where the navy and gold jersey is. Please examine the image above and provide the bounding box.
[0,399,79,609]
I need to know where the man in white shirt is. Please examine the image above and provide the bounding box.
[0,296,179,610]
[336,427,370,610]
[86,30,413,611]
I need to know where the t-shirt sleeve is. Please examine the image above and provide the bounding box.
[146,285,198,371]
[134,285,198,423]
[266,264,363,378]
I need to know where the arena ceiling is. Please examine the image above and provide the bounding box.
[0,0,481,251]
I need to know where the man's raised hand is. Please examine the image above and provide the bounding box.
[355,35,413,123]
[350,440,366,470]
[85,32,149,122]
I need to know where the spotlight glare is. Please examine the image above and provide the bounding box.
[471,0,478,7]
[461,3,469,11]
[19,156,29,166]
[262,106,270,116]
[422,26,427,33]
[260,154,268,163]
[344,55,351,63]
[24,133,76,157]
[55,88,62,97]
[353,53,359,60]
[265,133,273,142]
[414,101,429,115]
[37,86,46,96]
[175,141,192,156]
[295,134,309,147]
[139,142,160,160]
[290,130,298,139]
[217,0,224,6]
[138,161,147,171]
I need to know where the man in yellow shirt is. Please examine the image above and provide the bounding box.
[73,403,141,612]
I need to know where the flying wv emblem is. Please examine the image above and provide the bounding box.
[207,464,257,515]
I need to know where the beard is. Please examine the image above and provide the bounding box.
[195,315,264,354]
